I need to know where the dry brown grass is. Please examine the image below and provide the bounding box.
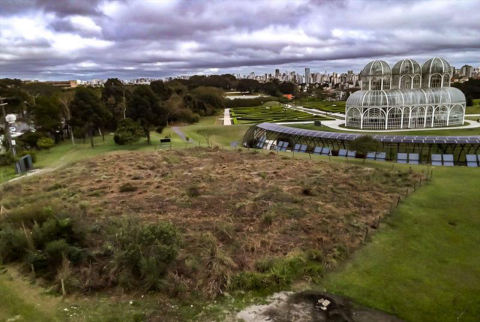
[1,147,423,296]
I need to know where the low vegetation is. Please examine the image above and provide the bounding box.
[0,148,422,302]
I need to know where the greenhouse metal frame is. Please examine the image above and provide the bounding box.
[347,58,465,130]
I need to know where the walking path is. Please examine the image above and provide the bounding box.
[223,108,232,125]
[171,126,197,143]
[318,119,480,133]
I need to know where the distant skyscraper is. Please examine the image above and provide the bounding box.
[461,65,473,78]
[305,68,310,84]
[275,69,280,79]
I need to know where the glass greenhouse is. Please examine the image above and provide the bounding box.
[346,58,465,130]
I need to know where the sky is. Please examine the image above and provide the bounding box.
[0,0,479,81]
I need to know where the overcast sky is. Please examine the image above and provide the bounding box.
[1,0,479,81]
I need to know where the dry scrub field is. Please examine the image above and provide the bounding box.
[0,148,423,302]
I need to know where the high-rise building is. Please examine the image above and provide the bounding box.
[305,68,310,84]
[275,69,280,79]
[461,65,473,78]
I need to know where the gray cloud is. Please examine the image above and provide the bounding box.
[0,0,479,80]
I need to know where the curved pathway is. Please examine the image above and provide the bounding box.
[171,126,197,143]
[319,119,480,133]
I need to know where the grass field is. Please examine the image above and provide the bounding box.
[1,116,479,322]
[230,102,331,124]
[0,116,249,184]
[299,98,346,114]
[321,165,480,322]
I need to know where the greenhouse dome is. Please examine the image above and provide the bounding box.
[347,58,465,130]
[422,57,452,88]
[392,59,422,89]
[360,60,391,90]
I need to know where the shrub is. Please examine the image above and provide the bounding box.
[0,153,16,166]
[18,131,42,149]
[114,220,181,291]
[0,224,29,263]
[119,183,137,193]
[37,137,55,150]
[186,185,201,197]
[348,135,380,157]
[155,126,165,134]
[114,118,144,145]
[18,150,37,163]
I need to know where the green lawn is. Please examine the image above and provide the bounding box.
[0,270,61,322]
[230,102,331,124]
[288,123,480,136]
[321,165,480,322]
[466,99,480,114]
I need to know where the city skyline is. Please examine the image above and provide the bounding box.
[1,0,480,80]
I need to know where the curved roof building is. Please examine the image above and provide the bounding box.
[346,58,465,130]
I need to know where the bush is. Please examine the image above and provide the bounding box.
[0,224,29,263]
[114,118,144,145]
[0,153,16,166]
[119,183,137,193]
[155,126,165,134]
[37,137,55,150]
[18,150,37,163]
[18,131,42,149]
[114,220,181,291]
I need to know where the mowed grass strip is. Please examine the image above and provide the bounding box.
[321,166,480,322]
[0,270,61,322]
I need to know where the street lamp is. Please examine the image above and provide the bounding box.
[5,113,17,157]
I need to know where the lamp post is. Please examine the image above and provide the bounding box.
[5,113,17,158]
[1,97,16,157]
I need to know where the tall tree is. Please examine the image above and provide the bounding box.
[71,87,111,147]
[57,90,76,145]
[150,80,173,101]
[102,78,128,129]
[127,85,165,144]
[32,96,62,140]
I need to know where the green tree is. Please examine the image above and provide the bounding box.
[150,80,173,101]
[71,87,111,147]
[113,118,144,145]
[32,96,62,137]
[127,85,165,144]
[102,78,128,129]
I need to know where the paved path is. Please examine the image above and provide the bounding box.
[171,126,197,143]
[319,119,480,133]
[223,108,232,125]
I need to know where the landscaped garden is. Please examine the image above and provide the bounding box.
[299,98,346,114]
[1,118,479,322]
[230,101,332,124]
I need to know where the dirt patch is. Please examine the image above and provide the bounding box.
[233,291,404,322]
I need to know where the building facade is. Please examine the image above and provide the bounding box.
[345,58,466,130]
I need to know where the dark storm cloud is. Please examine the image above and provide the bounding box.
[0,0,479,80]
